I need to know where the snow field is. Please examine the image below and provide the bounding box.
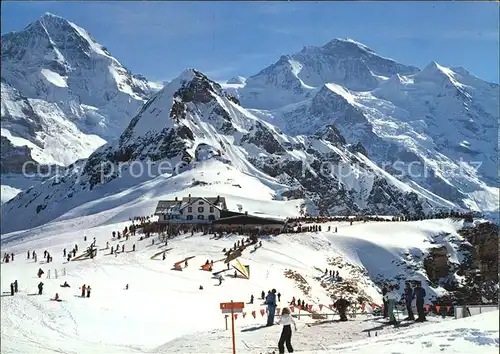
[2,215,490,353]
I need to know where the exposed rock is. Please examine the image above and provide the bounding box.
[424,246,450,282]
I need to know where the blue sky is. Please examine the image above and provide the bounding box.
[2,1,498,83]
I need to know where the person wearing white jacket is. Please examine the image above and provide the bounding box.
[276,307,296,353]
[384,285,399,324]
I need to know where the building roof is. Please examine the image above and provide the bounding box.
[154,200,181,215]
[180,196,227,211]
[211,214,286,225]
[155,196,227,215]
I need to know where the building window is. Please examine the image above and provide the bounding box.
[199,201,204,205]
[163,215,167,220]
[209,206,214,213]
[198,206,204,213]
[198,215,205,220]
[208,214,215,221]
[187,215,193,220]
[188,207,192,212]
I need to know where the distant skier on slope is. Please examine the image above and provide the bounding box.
[276,307,296,354]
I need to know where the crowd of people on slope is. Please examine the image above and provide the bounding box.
[285,210,478,225]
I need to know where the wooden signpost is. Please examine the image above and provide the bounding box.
[220,301,244,354]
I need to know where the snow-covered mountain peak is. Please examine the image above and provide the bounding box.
[321,37,375,56]
[226,76,246,85]
[239,38,421,109]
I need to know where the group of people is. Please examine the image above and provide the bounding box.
[323,268,341,280]
[3,252,14,263]
[382,280,427,325]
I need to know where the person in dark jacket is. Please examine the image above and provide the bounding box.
[86,285,91,298]
[403,282,414,320]
[266,289,277,326]
[261,290,265,300]
[413,281,426,322]
[10,283,14,296]
[382,284,388,318]
[38,282,44,295]
[334,296,351,321]
[13,280,18,293]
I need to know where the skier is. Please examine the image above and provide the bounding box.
[382,284,388,318]
[63,248,66,257]
[162,252,166,260]
[10,283,14,296]
[38,282,44,295]
[13,280,18,293]
[277,292,281,302]
[250,295,254,304]
[184,259,188,267]
[53,293,60,301]
[86,285,91,298]
[266,289,277,326]
[122,244,125,252]
[413,281,426,322]
[403,282,415,320]
[218,275,223,286]
[261,290,265,300]
[384,285,399,325]
[234,270,238,278]
[132,244,135,252]
[27,250,30,259]
[81,284,86,297]
[276,307,296,354]
[125,284,129,290]
[37,268,44,278]
[11,253,14,261]
[106,241,109,249]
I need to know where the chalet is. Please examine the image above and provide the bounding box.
[155,195,227,224]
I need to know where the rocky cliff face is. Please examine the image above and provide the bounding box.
[424,222,499,305]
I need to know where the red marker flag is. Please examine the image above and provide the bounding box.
[251,311,256,318]
[234,314,238,320]
[308,305,313,311]
[319,304,323,311]
[290,306,295,312]
[446,306,452,312]
[297,305,302,310]
[435,305,441,312]
[329,304,334,310]
[260,309,265,317]
[361,303,366,311]
[371,303,376,310]
[424,304,430,311]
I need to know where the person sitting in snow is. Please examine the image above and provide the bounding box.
[61,281,70,288]
[334,296,351,321]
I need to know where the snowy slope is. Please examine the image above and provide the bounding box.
[1,214,497,353]
[1,69,457,233]
[1,13,162,202]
